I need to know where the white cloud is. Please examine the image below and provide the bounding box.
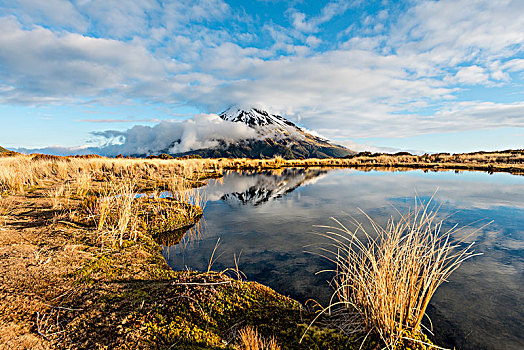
[76,0,159,38]
[390,0,524,64]
[0,16,185,104]
[454,65,490,85]
[305,35,321,47]
[161,0,231,26]
[338,140,403,154]
[317,101,524,139]
[503,59,524,72]
[6,0,233,40]
[291,12,313,33]
[8,0,87,31]
[172,48,456,134]
[290,0,353,33]
[92,114,257,156]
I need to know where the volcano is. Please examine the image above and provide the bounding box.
[171,107,353,159]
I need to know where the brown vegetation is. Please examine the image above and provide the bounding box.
[315,199,481,349]
[239,326,281,350]
[213,150,524,175]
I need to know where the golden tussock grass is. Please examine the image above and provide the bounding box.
[46,184,70,209]
[79,178,205,247]
[313,198,483,349]
[0,196,13,227]
[238,326,281,350]
[0,155,213,248]
[0,155,221,195]
[110,179,137,246]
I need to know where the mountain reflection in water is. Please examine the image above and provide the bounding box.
[162,168,524,350]
[219,168,329,206]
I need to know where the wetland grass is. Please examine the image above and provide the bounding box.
[0,154,221,195]
[315,199,480,349]
[112,179,137,246]
[72,175,205,247]
[1,149,523,196]
[0,155,211,247]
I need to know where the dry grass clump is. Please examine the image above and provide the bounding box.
[70,176,205,246]
[77,179,139,246]
[0,157,37,193]
[168,175,206,216]
[238,326,281,350]
[74,170,92,197]
[111,180,137,246]
[317,199,480,348]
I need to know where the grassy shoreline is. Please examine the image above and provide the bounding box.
[0,154,497,348]
[0,156,364,349]
[2,148,524,176]
[215,150,524,175]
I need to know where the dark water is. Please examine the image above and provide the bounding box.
[162,168,524,349]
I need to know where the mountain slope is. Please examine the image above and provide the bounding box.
[0,146,18,156]
[0,146,17,156]
[172,107,353,159]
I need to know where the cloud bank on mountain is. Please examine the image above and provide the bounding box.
[92,113,257,156]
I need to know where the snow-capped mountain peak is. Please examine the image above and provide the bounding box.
[219,106,300,130]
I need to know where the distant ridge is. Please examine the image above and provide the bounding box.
[0,146,18,157]
[169,106,354,159]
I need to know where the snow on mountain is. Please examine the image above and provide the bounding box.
[219,106,309,141]
[220,106,298,129]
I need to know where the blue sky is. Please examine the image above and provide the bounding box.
[0,0,523,154]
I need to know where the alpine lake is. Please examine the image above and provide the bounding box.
[162,167,524,350]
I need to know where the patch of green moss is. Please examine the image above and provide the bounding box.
[134,272,357,349]
[145,315,225,348]
[137,198,203,240]
[73,233,175,284]
[394,330,434,350]
[76,254,117,284]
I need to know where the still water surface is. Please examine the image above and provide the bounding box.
[162,168,524,349]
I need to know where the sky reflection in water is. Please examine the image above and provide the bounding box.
[162,168,524,350]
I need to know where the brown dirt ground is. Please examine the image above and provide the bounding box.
[0,188,177,349]
[0,192,87,349]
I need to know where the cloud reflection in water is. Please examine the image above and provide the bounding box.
[162,168,524,349]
